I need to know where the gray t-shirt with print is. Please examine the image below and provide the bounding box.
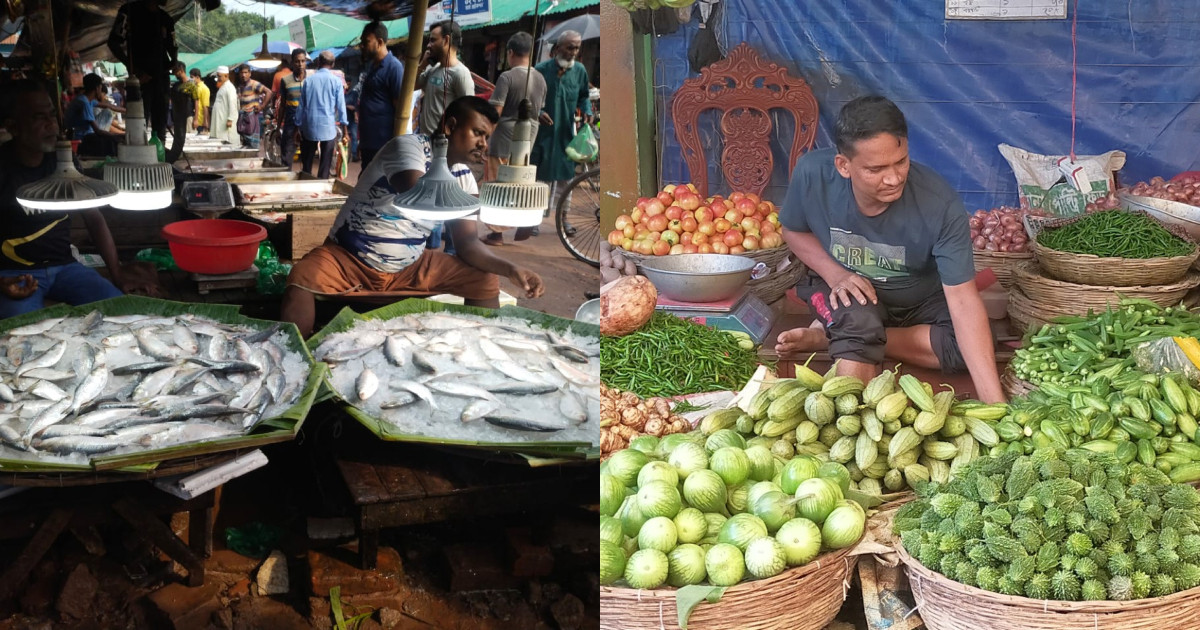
[779,147,974,309]
[417,62,474,136]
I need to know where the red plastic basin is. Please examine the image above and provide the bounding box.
[161,219,266,275]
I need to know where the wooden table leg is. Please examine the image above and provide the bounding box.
[0,508,73,602]
[113,497,206,587]
[359,518,378,571]
[187,486,219,558]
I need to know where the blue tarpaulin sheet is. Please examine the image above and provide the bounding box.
[652,1,1200,210]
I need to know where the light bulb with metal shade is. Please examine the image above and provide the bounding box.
[246,33,281,70]
[103,77,174,211]
[479,100,549,228]
[16,141,119,213]
[390,134,480,221]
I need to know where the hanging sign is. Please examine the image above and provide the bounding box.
[424,0,493,28]
[946,0,1066,19]
[288,16,316,50]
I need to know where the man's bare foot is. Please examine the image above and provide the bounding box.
[774,325,830,356]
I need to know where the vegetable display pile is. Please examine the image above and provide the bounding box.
[894,447,1200,601]
[697,366,1009,496]
[609,184,783,257]
[600,385,692,456]
[969,207,1043,253]
[600,312,761,398]
[1035,210,1194,259]
[1010,300,1200,388]
[1127,175,1200,207]
[600,438,866,590]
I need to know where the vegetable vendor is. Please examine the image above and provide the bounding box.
[281,96,546,336]
[774,96,1005,403]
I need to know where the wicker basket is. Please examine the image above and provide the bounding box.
[1001,367,1038,399]
[1028,211,1199,286]
[1006,286,1052,335]
[622,246,807,305]
[973,249,1034,288]
[897,543,1200,630]
[1011,262,1200,312]
[600,545,857,630]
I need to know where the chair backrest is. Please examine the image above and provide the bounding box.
[671,43,819,199]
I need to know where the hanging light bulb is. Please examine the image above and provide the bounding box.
[390,134,480,221]
[103,77,173,211]
[478,100,549,227]
[16,142,119,213]
[247,32,281,70]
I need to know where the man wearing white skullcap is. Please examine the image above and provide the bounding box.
[209,66,239,144]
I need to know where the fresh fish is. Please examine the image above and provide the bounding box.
[380,392,418,409]
[428,330,463,346]
[460,399,502,422]
[237,323,282,344]
[453,346,490,371]
[263,341,285,366]
[16,341,66,377]
[400,331,428,345]
[411,350,438,374]
[7,338,31,366]
[136,328,179,361]
[483,414,567,433]
[186,358,261,374]
[18,400,54,419]
[73,407,140,428]
[30,380,69,402]
[493,360,546,385]
[72,344,98,377]
[78,310,104,335]
[233,338,253,362]
[486,381,561,395]
[104,314,161,325]
[8,317,64,336]
[159,404,250,422]
[133,365,183,401]
[22,398,73,445]
[39,424,109,439]
[140,423,239,447]
[391,380,438,410]
[172,326,200,354]
[425,342,459,354]
[163,366,210,396]
[384,336,408,367]
[357,368,380,401]
[111,361,177,376]
[36,435,121,454]
[0,382,15,403]
[108,422,181,442]
[426,382,499,402]
[265,372,287,402]
[550,357,601,387]
[0,421,26,449]
[71,366,110,415]
[423,316,479,331]
[552,344,591,364]
[90,380,138,406]
[478,338,511,363]
[229,381,265,410]
[23,368,76,382]
[102,332,135,348]
[319,345,378,363]
[492,337,548,353]
[558,391,588,424]
[249,348,274,374]
[206,333,231,360]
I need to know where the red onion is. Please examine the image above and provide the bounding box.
[974,236,987,249]
[970,205,1035,252]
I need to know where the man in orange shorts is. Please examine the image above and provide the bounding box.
[281,96,545,336]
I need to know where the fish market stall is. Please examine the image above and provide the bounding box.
[175,157,287,174]
[309,300,600,462]
[0,296,324,474]
[230,177,351,261]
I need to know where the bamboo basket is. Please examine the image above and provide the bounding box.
[1001,367,1039,399]
[1028,211,1199,286]
[599,545,857,630]
[897,543,1200,630]
[973,249,1034,288]
[1011,262,1200,312]
[1006,286,1052,336]
[622,246,807,304]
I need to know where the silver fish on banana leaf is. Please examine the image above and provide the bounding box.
[483,414,568,433]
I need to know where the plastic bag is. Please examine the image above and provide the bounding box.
[255,241,291,296]
[1131,336,1200,386]
[224,522,284,558]
[135,248,179,272]
[998,144,1125,217]
[565,123,598,164]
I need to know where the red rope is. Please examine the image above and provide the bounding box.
[1069,0,1079,161]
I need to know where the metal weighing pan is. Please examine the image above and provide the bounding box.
[234,178,350,212]
[179,157,284,173]
[640,254,759,302]
[1121,192,1200,242]
[182,148,260,161]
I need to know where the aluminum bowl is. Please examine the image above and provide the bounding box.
[575,298,600,325]
[1121,192,1200,242]
[639,254,758,302]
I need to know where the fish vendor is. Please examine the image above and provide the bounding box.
[281,96,546,336]
[0,81,150,317]
[773,96,1005,403]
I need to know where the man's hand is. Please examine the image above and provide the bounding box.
[227,120,233,128]
[0,275,38,300]
[507,267,545,299]
[538,112,553,126]
[828,270,877,310]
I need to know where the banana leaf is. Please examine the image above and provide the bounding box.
[0,296,323,473]
[308,299,599,459]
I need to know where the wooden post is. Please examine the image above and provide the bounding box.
[394,1,429,137]
[23,0,60,123]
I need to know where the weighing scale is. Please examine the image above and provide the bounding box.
[656,288,776,343]
[180,180,235,219]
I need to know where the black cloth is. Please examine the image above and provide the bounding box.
[360,147,379,172]
[279,112,300,168]
[794,274,967,373]
[301,138,337,180]
[107,1,176,77]
[142,76,169,146]
[0,145,76,270]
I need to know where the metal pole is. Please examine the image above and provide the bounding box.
[394,0,428,137]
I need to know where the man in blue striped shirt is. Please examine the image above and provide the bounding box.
[296,50,347,179]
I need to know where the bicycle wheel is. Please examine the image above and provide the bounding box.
[556,167,601,268]
[263,126,281,165]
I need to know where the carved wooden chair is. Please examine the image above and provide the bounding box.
[671,43,819,198]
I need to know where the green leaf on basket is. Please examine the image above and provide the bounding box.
[676,585,726,629]
[846,488,885,510]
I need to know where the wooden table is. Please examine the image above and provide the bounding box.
[335,447,595,569]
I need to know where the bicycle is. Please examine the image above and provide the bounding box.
[555,166,601,268]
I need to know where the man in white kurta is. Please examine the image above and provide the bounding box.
[209,66,239,145]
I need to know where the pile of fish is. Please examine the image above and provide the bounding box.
[316,313,600,444]
[0,312,310,462]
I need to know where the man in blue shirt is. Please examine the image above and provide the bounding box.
[296,50,347,179]
[65,74,124,156]
[356,21,405,170]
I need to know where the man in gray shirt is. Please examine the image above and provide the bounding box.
[775,96,1004,403]
[416,20,474,137]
